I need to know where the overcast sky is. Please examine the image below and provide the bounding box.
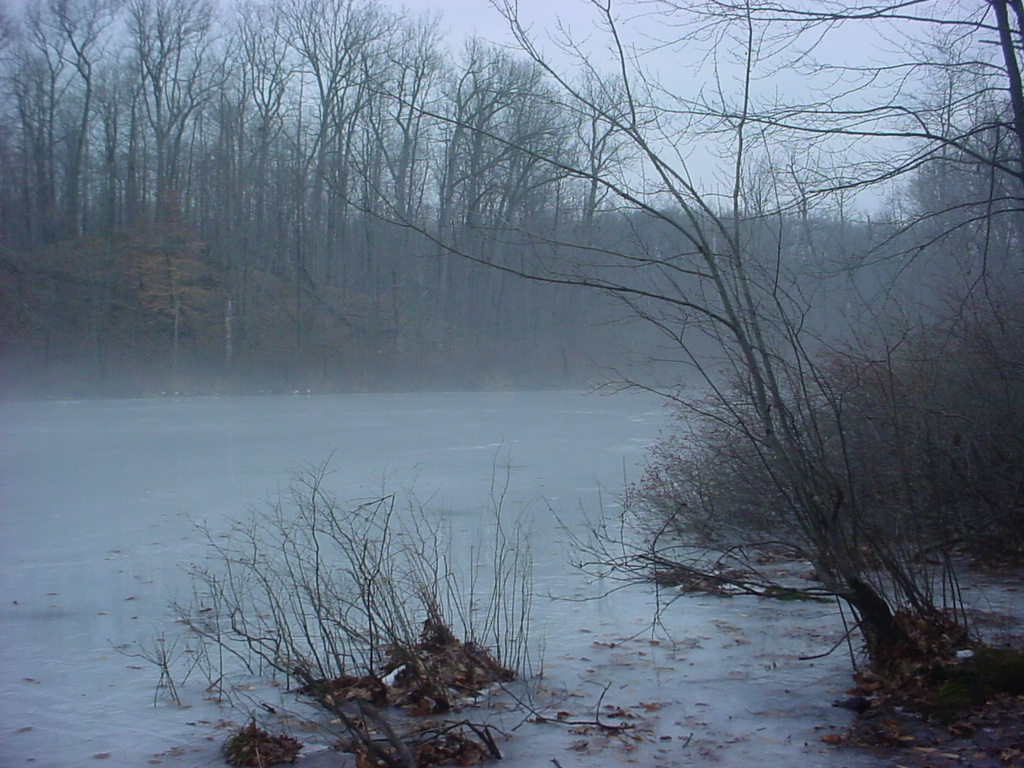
[379,0,588,47]
[380,0,513,42]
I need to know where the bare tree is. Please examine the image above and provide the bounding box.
[5,0,71,244]
[42,0,120,236]
[125,0,221,221]
[374,13,443,223]
[390,0,1024,671]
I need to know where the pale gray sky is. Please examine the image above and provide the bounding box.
[379,0,599,51]
[378,0,906,211]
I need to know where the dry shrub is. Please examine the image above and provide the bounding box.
[619,290,1024,675]
[629,400,793,549]
[820,291,1024,562]
[180,460,531,767]
[411,724,501,767]
[633,291,1024,567]
[181,461,531,688]
[381,612,516,714]
[298,610,515,717]
[345,720,503,768]
[223,721,302,766]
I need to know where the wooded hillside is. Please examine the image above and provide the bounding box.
[0,0,642,395]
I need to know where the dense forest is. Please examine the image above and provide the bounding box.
[0,0,664,396]
[0,0,1020,404]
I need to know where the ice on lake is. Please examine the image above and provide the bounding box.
[0,391,877,767]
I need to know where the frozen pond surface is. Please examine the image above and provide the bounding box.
[0,391,882,767]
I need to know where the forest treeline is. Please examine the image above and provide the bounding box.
[0,0,1018,400]
[0,0,658,396]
